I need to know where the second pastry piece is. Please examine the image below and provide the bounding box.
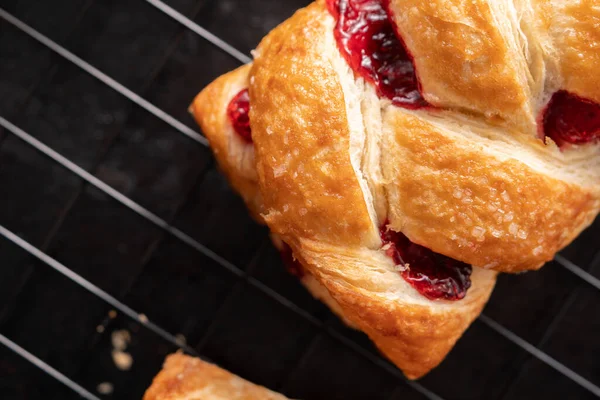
[144,354,287,400]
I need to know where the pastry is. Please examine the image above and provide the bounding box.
[190,0,600,378]
[143,354,287,400]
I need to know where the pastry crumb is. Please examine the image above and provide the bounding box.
[111,330,131,351]
[112,350,133,371]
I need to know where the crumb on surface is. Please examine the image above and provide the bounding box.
[112,350,133,371]
[111,330,131,351]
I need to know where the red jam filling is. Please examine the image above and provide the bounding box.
[542,90,600,148]
[280,242,305,278]
[227,89,252,143]
[380,224,472,300]
[327,0,427,108]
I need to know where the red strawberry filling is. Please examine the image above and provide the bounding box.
[227,88,252,143]
[380,224,472,300]
[327,0,427,109]
[542,90,600,149]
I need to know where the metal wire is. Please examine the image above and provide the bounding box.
[0,334,101,400]
[0,225,200,358]
[145,0,252,64]
[555,254,600,291]
[479,315,600,397]
[0,7,208,147]
[1,3,599,400]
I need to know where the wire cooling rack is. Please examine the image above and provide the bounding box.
[0,1,599,399]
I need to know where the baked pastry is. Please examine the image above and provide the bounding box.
[190,0,600,378]
[143,353,287,400]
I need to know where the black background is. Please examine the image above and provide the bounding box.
[0,0,599,399]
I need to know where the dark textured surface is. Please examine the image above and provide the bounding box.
[0,0,599,399]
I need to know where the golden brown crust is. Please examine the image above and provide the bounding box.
[387,0,534,129]
[143,354,287,400]
[327,278,493,380]
[250,2,380,250]
[382,108,600,272]
[191,64,263,221]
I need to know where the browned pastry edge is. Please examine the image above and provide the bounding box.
[294,238,496,379]
[191,64,264,222]
[143,353,288,400]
